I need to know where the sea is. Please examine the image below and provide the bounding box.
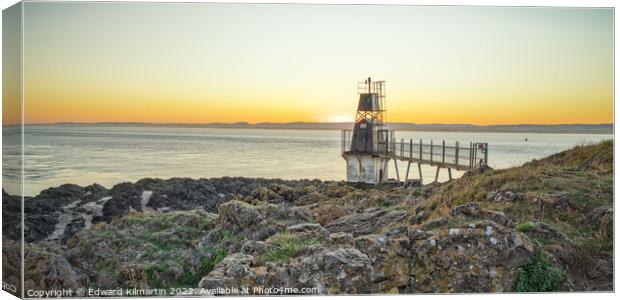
[1,125,613,196]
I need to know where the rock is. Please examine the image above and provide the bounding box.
[3,190,24,241]
[386,226,406,236]
[218,200,285,241]
[520,221,578,266]
[412,210,427,224]
[329,232,354,245]
[119,264,149,289]
[354,235,410,290]
[419,217,448,230]
[325,208,407,237]
[308,248,375,293]
[452,202,481,216]
[486,190,524,202]
[407,228,431,241]
[37,184,89,205]
[452,202,512,226]
[198,253,255,294]
[482,210,512,227]
[311,203,348,225]
[485,226,494,236]
[240,240,272,256]
[24,243,85,292]
[2,240,22,296]
[198,248,376,295]
[585,206,613,238]
[286,223,330,241]
[405,221,534,293]
[101,182,143,222]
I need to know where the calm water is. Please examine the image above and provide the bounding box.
[2,125,613,196]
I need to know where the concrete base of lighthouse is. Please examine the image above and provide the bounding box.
[343,154,390,184]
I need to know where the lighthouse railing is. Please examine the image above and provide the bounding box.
[341,130,488,170]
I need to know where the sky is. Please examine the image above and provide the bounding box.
[3,2,614,125]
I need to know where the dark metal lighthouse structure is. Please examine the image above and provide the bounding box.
[341,78,489,185]
[341,77,392,183]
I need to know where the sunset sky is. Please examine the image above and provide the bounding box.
[3,2,614,125]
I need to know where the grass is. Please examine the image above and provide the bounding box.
[77,210,239,290]
[221,229,244,243]
[172,249,228,288]
[415,141,612,290]
[260,231,319,264]
[201,249,228,275]
[95,259,117,274]
[516,222,536,232]
[122,210,214,233]
[515,248,567,292]
[421,141,613,246]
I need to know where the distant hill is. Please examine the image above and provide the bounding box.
[22,122,614,134]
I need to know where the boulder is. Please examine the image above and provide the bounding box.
[198,253,255,294]
[217,200,284,241]
[354,234,410,290]
[405,221,533,293]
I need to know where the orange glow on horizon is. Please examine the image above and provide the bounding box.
[2,3,612,127]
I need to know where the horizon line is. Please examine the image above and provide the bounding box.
[3,121,614,127]
[2,121,614,132]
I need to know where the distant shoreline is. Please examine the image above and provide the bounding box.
[3,122,613,135]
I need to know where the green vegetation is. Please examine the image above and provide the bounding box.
[78,210,241,289]
[421,142,613,255]
[516,222,535,232]
[122,210,214,233]
[515,248,567,292]
[95,259,117,274]
[201,249,228,275]
[414,141,612,290]
[144,264,165,289]
[260,231,319,263]
[221,229,244,243]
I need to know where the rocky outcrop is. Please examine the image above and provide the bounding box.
[325,207,408,237]
[405,221,533,293]
[486,190,524,202]
[218,200,313,241]
[586,206,613,238]
[451,202,512,227]
[24,243,85,292]
[2,189,23,241]
[3,178,327,243]
[198,247,376,295]
[4,179,540,294]
[4,143,613,295]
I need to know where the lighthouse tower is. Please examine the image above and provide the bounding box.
[341,77,392,183]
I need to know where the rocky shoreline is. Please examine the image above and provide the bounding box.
[2,141,614,294]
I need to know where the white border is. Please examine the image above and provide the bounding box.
[0,1,617,300]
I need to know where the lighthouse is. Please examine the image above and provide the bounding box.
[341,77,392,183]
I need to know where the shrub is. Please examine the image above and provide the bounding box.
[515,249,566,292]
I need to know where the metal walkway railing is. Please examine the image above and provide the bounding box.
[341,129,488,173]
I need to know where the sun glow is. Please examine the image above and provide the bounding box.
[4,3,612,126]
[326,115,354,123]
